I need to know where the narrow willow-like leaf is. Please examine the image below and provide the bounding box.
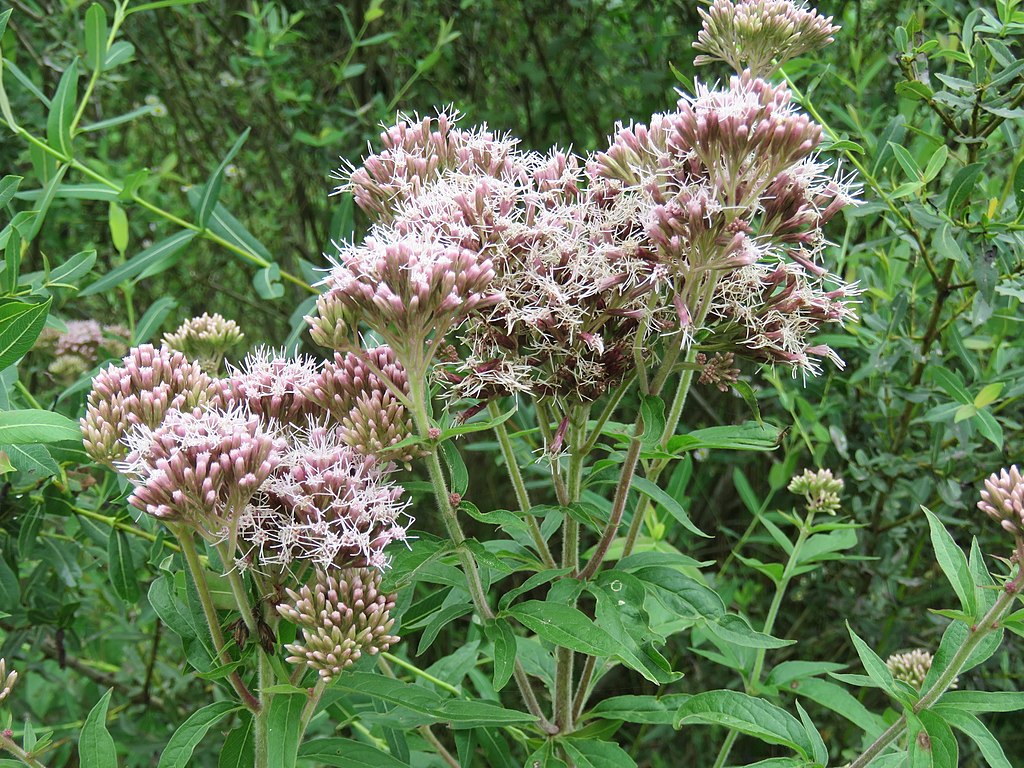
[195,128,250,227]
[923,507,976,617]
[46,250,96,288]
[79,689,117,768]
[0,298,51,370]
[0,175,22,208]
[84,4,108,71]
[108,529,140,603]
[81,230,196,296]
[266,693,306,768]
[132,296,177,344]
[46,59,79,156]
[158,702,239,768]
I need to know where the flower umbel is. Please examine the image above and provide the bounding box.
[885,649,954,691]
[788,467,843,515]
[277,568,400,682]
[693,0,839,77]
[163,313,245,373]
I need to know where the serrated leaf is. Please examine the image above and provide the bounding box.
[0,298,51,370]
[1,443,58,478]
[297,738,408,767]
[80,230,196,296]
[46,59,79,157]
[933,707,1009,768]
[676,691,812,757]
[506,600,619,656]
[79,689,117,768]
[846,623,905,703]
[439,441,468,496]
[158,702,238,768]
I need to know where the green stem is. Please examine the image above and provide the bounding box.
[216,543,258,634]
[407,370,555,733]
[381,652,461,697]
[0,734,48,768]
[711,731,740,768]
[254,650,273,768]
[489,402,556,569]
[849,556,1024,768]
[174,527,260,712]
[297,678,327,738]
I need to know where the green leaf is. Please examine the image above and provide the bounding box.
[675,691,812,758]
[297,738,408,767]
[973,382,1003,408]
[0,410,81,444]
[158,702,239,768]
[196,128,250,227]
[936,690,1024,712]
[933,707,1010,768]
[562,739,637,768]
[132,297,177,344]
[187,192,272,262]
[627,476,709,538]
[889,142,921,180]
[0,298,51,370]
[790,677,886,737]
[80,230,196,296]
[440,441,468,496]
[108,530,140,603]
[1,443,58,478]
[485,617,517,691]
[926,366,971,404]
[923,145,949,183]
[638,395,666,450]
[0,176,22,209]
[664,422,781,454]
[506,600,619,656]
[0,9,11,41]
[84,4,108,71]
[923,508,976,617]
[915,710,958,768]
[79,689,117,768]
[974,409,1003,450]
[47,250,96,288]
[946,162,984,216]
[846,623,906,703]
[109,201,129,254]
[218,714,254,768]
[103,41,135,70]
[253,263,284,300]
[585,694,691,725]
[46,59,79,157]
[267,693,305,768]
[1014,160,1024,214]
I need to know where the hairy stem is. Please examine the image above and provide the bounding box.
[0,734,48,768]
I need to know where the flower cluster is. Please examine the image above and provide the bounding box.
[37,320,130,382]
[162,313,245,373]
[300,346,418,462]
[119,406,282,527]
[277,568,399,682]
[236,424,410,571]
[788,467,843,515]
[885,649,952,691]
[978,465,1024,538]
[81,345,214,465]
[697,352,740,391]
[693,0,839,77]
[217,348,322,425]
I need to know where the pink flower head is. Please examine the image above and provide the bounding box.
[236,425,411,571]
[217,348,324,426]
[978,466,1024,537]
[119,405,283,528]
[299,346,419,463]
[308,231,497,362]
[81,344,214,465]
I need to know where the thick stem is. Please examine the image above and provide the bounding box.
[297,679,327,738]
[407,370,556,733]
[174,527,260,712]
[849,561,1024,768]
[488,402,556,569]
[216,543,258,634]
[254,650,274,768]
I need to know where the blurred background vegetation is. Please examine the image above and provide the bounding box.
[2,0,1023,764]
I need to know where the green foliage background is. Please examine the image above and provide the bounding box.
[1,0,1023,765]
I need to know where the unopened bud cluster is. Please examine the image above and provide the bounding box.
[162,313,245,373]
[788,468,843,515]
[885,649,953,691]
[0,659,17,704]
[36,320,130,382]
[978,465,1024,538]
[277,568,399,682]
[694,0,839,76]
